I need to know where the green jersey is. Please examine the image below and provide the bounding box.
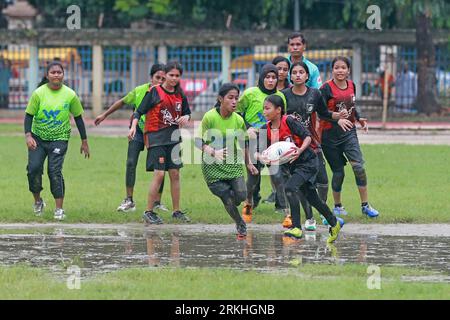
[236,87,286,129]
[123,83,150,131]
[25,84,84,141]
[200,108,248,184]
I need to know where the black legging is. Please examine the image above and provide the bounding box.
[284,164,336,229]
[297,150,328,220]
[126,139,164,194]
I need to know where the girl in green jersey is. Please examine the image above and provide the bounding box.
[24,61,90,220]
[94,64,168,213]
[196,83,258,238]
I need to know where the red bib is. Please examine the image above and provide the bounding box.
[267,115,303,148]
[144,85,183,133]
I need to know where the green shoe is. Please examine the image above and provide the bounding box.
[284,227,303,239]
[327,221,342,244]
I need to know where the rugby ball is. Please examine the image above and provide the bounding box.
[261,141,298,164]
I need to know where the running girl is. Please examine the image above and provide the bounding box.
[282,61,350,230]
[196,83,258,238]
[256,95,343,243]
[319,56,379,218]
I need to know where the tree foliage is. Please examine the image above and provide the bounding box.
[7,0,449,30]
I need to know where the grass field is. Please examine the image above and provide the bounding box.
[1,131,450,224]
[0,264,448,299]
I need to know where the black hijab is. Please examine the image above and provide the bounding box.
[258,64,278,95]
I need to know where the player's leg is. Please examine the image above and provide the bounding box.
[27,135,47,215]
[47,140,68,220]
[322,142,348,217]
[118,137,144,212]
[242,162,263,222]
[283,170,305,239]
[142,145,166,224]
[343,134,379,218]
[166,143,189,222]
[209,178,247,237]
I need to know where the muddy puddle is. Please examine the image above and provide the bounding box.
[0,224,448,281]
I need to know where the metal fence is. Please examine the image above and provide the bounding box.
[0,38,448,117]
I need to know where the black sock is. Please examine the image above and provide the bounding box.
[334,203,342,208]
[361,202,368,207]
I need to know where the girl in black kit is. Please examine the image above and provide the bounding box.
[256,95,343,243]
[282,61,349,230]
[320,56,379,219]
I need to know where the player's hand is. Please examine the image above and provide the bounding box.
[80,139,90,159]
[94,114,106,126]
[359,118,369,133]
[214,148,227,161]
[247,127,258,140]
[247,163,259,175]
[337,119,354,132]
[338,109,349,119]
[177,115,190,128]
[289,147,301,164]
[128,127,136,141]
[26,134,37,150]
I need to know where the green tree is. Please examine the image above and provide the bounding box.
[337,0,449,114]
[28,0,128,28]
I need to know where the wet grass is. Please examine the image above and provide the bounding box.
[0,123,22,134]
[0,134,449,224]
[0,264,448,299]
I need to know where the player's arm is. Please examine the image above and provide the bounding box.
[94,98,126,126]
[24,92,39,150]
[177,94,191,127]
[129,88,159,140]
[286,117,312,156]
[241,121,259,175]
[70,95,90,158]
[236,91,252,129]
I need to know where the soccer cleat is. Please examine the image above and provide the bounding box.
[154,201,169,212]
[284,227,303,239]
[172,210,191,222]
[54,208,65,221]
[305,218,317,231]
[282,215,293,228]
[33,198,46,216]
[117,198,136,212]
[327,218,344,244]
[242,204,252,223]
[333,206,348,216]
[236,223,247,239]
[362,204,379,218]
[142,210,163,224]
